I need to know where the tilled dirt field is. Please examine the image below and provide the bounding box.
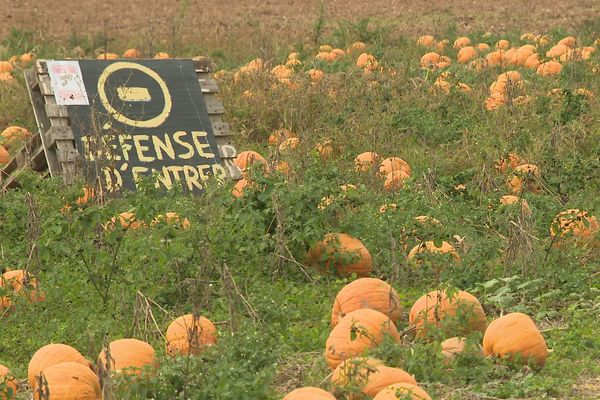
[3,0,599,43]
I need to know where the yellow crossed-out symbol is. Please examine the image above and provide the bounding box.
[97,62,172,128]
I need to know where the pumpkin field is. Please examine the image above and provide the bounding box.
[1,1,600,399]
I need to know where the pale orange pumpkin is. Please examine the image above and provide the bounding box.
[268,129,295,146]
[477,43,490,52]
[524,53,541,69]
[409,290,487,338]
[549,209,599,245]
[285,58,302,67]
[307,68,325,82]
[417,35,435,47]
[306,233,372,277]
[106,212,145,230]
[483,312,547,367]
[0,364,17,399]
[271,65,293,80]
[453,37,471,49]
[152,212,191,230]
[557,36,576,48]
[407,241,461,264]
[457,46,477,64]
[348,42,367,53]
[332,359,416,398]
[0,61,13,73]
[1,269,45,303]
[514,47,534,65]
[495,153,523,172]
[33,362,100,400]
[546,44,568,59]
[28,344,90,390]
[419,52,440,68]
[319,44,333,52]
[97,53,119,60]
[166,314,217,356]
[331,278,402,327]
[153,52,170,59]
[1,126,32,149]
[441,336,466,363]
[500,195,532,215]
[283,387,336,400]
[485,50,505,66]
[373,383,432,400]
[537,61,562,76]
[331,48,346,57]
[496,39,510,50]
[384,170,410,191]
[316,140,335,160]
[234,150,267,176]
[354,152,380,172]
[98,338,156,376]
[231,178,249,198]
[414,216,441,226]
[468,58,488,72]
[0,145,8,164]
[485,93,506,111]
[507,164,541,194]
[279,137,300,153]
[316,52,336,62]
[379,157,411,176]
[325,309,400,369]
[0,72,14,82]
[123,48,142,58]
[356,53,378,72]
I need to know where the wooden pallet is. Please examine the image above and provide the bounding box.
[0,58,240,193]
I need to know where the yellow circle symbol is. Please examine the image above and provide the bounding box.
[97,62,172,128]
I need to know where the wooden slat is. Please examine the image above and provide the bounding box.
[45,103,69,118]
[39,75,53,95]
[198,78,219,93]
[204,95,225,114]
[211,121,232,137]
[43,126,75,148]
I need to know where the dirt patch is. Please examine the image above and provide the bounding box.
[3,0,599,44]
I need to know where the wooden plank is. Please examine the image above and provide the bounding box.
[204,95,225,114]
[193,57,213,73]
[198,78,219,93]
[43,126,75,148]
[39,75,53,95]
[45,103,69,118]
[211,121,232,137]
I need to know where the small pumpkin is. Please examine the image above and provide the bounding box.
[106,212,145,230]
[2,269,45,302]
[379,157,411,177]
[166,314,217,356]
[408,289,487,338]
[232,178,249,198]
[325,309,400,369]
[98,338,156,376]
[33,362,101,400]
[283,387,336,400]
[407,241,461,264]
[417,35,435,47]
[373,383,432,400]
[500,195,532,216]
[477,43,490,52]
[271,65,293,80]
[348,42,367,53]
[549,209,599,245]
[496,39,510,50]
[441,336,466,363]
[507,164,541,194]
[331,278,402,327]
[495,153,522,172]
[153,52,170,59]
[1,126,32,149]
[28,344,90,390]
[457,46,477,64]
[356,53,378,72]
[515,47,535,65]
[537,61,562,76]
[419,52,440,68]
[0,61,13,73]
[0,364,17,399]
[453,37,471,49]
[483,312,547,367]
[307,68,325,82]
[152,212,191,230]
[123,48,142,58]
[354,152,380,172]
[306,233,372,277]
[279,137,300,153]
[97,53,119,60]
[268,129,295,146]
[316,140,335,160]
[234,150,267,177]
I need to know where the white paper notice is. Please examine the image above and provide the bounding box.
[47,61,90,105]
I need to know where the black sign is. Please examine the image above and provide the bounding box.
[67,59,224,193]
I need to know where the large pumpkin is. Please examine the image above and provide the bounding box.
[98,338,156,376]
[546,44,569,58]
[1,126,31,149]
[354,152,380,172]
[557,36,576,48]
[283,387,336,400]
[331,278,402,327]
[419,52,441,68]
[0,364,17,399]
[331,357,384,388]
[2,269,45,302]
[549,209,599,245]
[407,241,461,264]
[441,336,466,363]
[306,233,372,277]
[384,170,410,191]
[379,157,411,177]
[537,61,562,76]
[33,362,100,400]
[333,360,417,398]
[166,314,217,356]
[507,164,541,194]
[457,46,477,64]
[485,50,505,66]
[524,53,541,69]
[409,290,487,338]
[325,309,400,369]
[28,344,90,389]
[483,312,547,367]
[372,383,432,400]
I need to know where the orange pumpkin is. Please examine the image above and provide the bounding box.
[537,61,562,76]
[274,161,291,177]
[307,68,325,82]
[0,61,13,73]
[285,58,302,67]
[379,157,411,176]
[356,53,378,72]
[98,338,156,376]
[234,150,267,176]
[477,43,490,52]
[373,383,432,400]
[316,140,335,160]
[268,129,295,146]
[417,35,435,47]
[507,164,541,194]
[106,212,145,230]
[332,359,416,398]
[495,153,522,172]
[166,314,217,356]
[549,209,599,245]
[283,387,336,400]
[496,39,510,50]
[485,50,505,66]
[123,48,142,58]
[0,72,14,82]
[28,344,90,389]
[348,42,367,53]
[97,53,119,60]
[483,312,548,367]
[441,336,467,363]
[485,93,506,111]
[33,362,100,400]
[419,52,440,68]
[524,53,541,69]
[152,212,191,230]
[409,290,487,338]
[354,152,380,172]
[306,233,372,277]
[407,241,461,264]
[325,309,400,369]
[232,178,249,198]
[0,145,8,164]
[1,269,45,302]
[279,137,300,153]
[500,195,532,215]
[457,46,477,64]
[384,170,410,191]
[154,52,170,59]
[1,126,32,149]
[0,364,17,399]
[331,278,402,327]
[414,216,441,226]
[546,44,568,59]
[515,47,534,65]
[557,36,576,48]
[453,37,471,49]
[271,65,293,81]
